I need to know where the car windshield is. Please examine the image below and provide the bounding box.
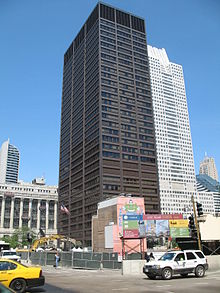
[3,252,17,256]
[159,252,176,261]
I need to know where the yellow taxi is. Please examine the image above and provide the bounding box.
[0,259,45,292]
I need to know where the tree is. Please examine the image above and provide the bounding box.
[1,235,19,249]
[1,227,37,248]
[13,227,37,247]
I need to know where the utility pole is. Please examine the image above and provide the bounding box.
[191,195,202,251]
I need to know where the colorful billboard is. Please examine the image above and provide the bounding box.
[118,198,145,238]
[145,219,170,238]
[112,199,188,254]
[112,197,146,253]
[144,214,183,220]
[143,214,188,239]
[169,219,189,238]
[123,214,146,238]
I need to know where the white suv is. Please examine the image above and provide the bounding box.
[143,250,208,280]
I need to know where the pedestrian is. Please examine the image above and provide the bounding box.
[149,252,155,261]
[54,252,60,268]
[145,252,150,262]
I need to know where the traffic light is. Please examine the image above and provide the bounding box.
[188,215,195,230]
[196,202,203,217]
[188,215,197,239]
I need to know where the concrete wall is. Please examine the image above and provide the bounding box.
[207,255,220,271]
[200,215,220,241]
[122,260,146,275]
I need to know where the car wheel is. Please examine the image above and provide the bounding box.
[10,278,26,293]
[180,273,188,277]
[162,267,172,280]
[195,265,205,278]
[147,274,157,280]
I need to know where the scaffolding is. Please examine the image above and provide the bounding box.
[120,236,146,260]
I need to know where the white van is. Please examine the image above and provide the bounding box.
[0,250,21,262]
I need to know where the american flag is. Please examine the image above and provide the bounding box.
[61,203,70,215]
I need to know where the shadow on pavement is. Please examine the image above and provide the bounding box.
[28,284,80,293]
[28,288,46,293]
[143,274,206,281]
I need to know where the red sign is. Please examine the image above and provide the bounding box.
[143,214,183,220]
[123,229,139,239]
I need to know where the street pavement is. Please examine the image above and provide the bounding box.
[28,266,220,293]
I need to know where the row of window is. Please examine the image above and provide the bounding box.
[102,151,155,162]
[102,144,155,155]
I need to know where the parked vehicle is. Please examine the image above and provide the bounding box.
[0,251,21,262]
[0,259,45,292]
[143,249,208,280]
[0,241,10,251]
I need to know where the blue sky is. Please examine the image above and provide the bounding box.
[0,0,219,185]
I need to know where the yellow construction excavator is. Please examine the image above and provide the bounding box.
[31,234,76,251]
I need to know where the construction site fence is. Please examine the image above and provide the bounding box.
[19,251,123,270]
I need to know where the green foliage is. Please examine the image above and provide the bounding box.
[1,227,37,248]
[2,235,18,249]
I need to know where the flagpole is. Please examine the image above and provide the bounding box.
[68,203,71,251]
[61,203,71,250]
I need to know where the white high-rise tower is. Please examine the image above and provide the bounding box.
[0,139,20,184]
[148,46,197,214]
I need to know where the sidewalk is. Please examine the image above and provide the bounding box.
[42,265,123,276]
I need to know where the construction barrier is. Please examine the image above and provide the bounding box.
[20,251,122,270]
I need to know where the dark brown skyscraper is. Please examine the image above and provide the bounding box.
[59,3,160,246]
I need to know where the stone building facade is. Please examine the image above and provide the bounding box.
[0,179,58,237]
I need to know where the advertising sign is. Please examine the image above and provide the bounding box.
[146,219,169,237]
[169,219,189,238]
[117,198,145,238]
[123,214,145,238]
[143,214,186,239]
[143,214,183,238]
[143,214,183,220]
[113,197,146,253]
[169,220,188,228]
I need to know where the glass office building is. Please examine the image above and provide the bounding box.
[59,3,159,245]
